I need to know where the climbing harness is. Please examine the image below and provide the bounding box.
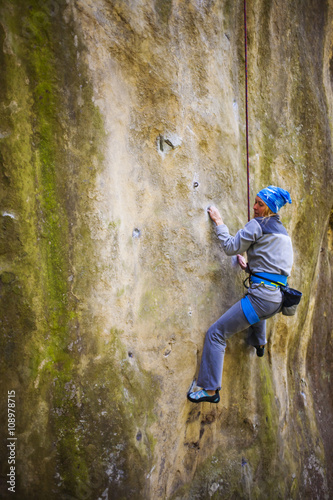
[241,295,259,325]
[249,272,288,288]
[244,0,250,222]
[242,271,302,318]
[240,271,285,325]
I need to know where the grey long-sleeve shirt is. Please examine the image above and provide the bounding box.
[215,215,293,303]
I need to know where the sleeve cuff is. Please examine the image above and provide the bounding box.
[215,223,229,235]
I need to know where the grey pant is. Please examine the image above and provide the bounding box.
[197,295,282,391]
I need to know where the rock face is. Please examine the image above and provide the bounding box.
[0,0,332,498]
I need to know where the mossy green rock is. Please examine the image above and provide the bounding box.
[0,1,332,499]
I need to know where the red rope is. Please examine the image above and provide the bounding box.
[244,0,250,221]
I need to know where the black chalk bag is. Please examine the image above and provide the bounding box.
[280,286,303,316]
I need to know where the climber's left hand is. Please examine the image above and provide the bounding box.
[237,254,248,270]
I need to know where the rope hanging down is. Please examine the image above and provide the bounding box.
[244,0,250,222]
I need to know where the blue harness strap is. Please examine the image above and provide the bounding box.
[241,296,260,325]
[250,272,288,287]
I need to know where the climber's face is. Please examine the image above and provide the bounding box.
[253,196,268,218]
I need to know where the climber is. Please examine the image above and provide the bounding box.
[187,186,293,404]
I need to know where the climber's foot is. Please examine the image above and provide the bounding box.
[187,389,220,404]
[256,345,265,357]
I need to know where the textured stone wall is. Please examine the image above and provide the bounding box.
[0,0,332,498]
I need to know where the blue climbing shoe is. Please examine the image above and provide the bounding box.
[256,345,265,357]
[187,389,220,404]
